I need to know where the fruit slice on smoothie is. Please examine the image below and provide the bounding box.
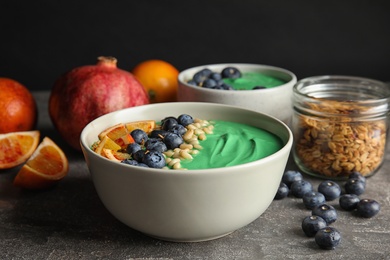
[13,137,68,189]
[125,120,156,134]
[102,148,131,162]
[98,123,134,148]
[93,135,122,155]
[0,130,40,169]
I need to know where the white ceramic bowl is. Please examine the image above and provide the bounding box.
[80,102,293,242]
[178,63,297,124]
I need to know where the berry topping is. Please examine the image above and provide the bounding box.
[126,142,142,155]
[221,67,241,79]
[161,117,178,131]
[145,138,167,153]
[193,68,212,85]
[142,151,166,168]
[133,149,146,163]
[164,132,183,150]
[177,114,194,127]
[121,159,139,166]
[202,79,218,89]
[169,124,187,136]
[130,129,148,145]
[150,129,169,139]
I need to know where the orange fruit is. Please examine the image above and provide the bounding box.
[13,137,69,189]
[132,60,179,103]
[0,77,38,133]
[93,135,122,155]
[125,120,156,134]
[102,148,131,162]
[0,130,40,169]
[98,123,135,149]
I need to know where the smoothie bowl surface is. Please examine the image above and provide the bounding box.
[80,102,293,242]
[178,63,297,124]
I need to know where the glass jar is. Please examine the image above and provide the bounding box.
[292,75,390,180]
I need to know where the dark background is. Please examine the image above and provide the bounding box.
[1,0,389,91]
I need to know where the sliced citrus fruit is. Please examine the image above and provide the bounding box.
[98,123,128,140]
[125,120,156,134]
[0,130,40,169]
[102,148,131,162]
[93,135,122,155]
[13,136,69,189]
[98,123,134,148]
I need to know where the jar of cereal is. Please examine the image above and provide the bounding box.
[292,75,390,180]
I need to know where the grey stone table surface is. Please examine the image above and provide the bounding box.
[1,91,389,260]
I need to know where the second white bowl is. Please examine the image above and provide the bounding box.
[178,63,297,124]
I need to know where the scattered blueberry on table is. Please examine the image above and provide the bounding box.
[274,170,381,250]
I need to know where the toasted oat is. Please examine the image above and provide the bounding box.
[294,100,387,178]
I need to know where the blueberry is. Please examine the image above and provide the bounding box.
[137,163,149,168]
[145,138,167,153]
[344,178,365,195]
[209,72,222,81]
[202,78,218,89]
[126,142,142,155]
[281,170,303,188]
[339,194,360,211]
[253,86,266,90]
[356,199,381,218]
[142,151,166,168]
[121,159,139,166]
[301,215,327,237]
[130,129,148,145]
[150,129,169,139]
[274,182,289,200]
[169,124,187,136]
[133,149,146,163]
[187,79,197,86]
[318,180,341,201]
[177,114,194,127]
[312,204,338,224]
[348,171,366,186]
[161,117,178,131]
[164,132,183,149]
[302,191,326,210]
[193,68,212,85]
[221,67,241,79]
[212,85,225,90]
[290,180,313,198]
[315,227,341,250]
[220,83,234,90]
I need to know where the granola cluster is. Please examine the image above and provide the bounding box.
[293,100,387,178]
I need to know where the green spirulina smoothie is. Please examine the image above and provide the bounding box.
[223,72,285,90]
[180,120,283,170]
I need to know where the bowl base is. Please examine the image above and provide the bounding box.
[143,230,235,243]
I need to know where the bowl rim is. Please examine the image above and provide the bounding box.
[178,63,297,93]
[80,102,293,176]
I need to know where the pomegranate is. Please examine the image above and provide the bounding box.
[49,56,149,150]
